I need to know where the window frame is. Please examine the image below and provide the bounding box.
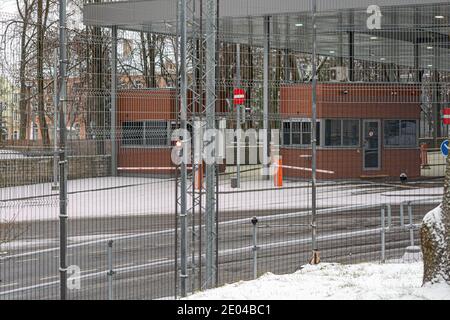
[383,119,419,148]
[282,118,321,147]
[121,119,173,148]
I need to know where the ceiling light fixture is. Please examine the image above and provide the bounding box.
[295,23,303,27]
[435,15,445,19]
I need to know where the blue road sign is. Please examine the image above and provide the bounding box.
[441,140,449,157]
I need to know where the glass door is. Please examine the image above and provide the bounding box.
[363,120,380,170]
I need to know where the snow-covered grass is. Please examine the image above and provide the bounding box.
[186,262,450,300]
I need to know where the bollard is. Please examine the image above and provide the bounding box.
[273,156,283,187]
[251,217,258,279]
[277,157,283,187]
[420,143,429,168]
[380,207,386,263]
[195,163,204,191]
[407,203,414,247]
[107,240,115,300]
[386,204,392,229]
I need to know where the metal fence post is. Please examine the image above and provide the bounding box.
[381,207,386,263]
[407,202,415,246]
[204,0,218,290]
[310,0,320,265]
[107,240,115,300]
[236,43,241,188]
[52,48,59,191]
[58,0,68,301]
[399,202,404,227]
[386,204,392,228]
[251,217,258,279]
[178,0,188,298]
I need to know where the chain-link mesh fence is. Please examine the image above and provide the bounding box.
[0,0,449,300]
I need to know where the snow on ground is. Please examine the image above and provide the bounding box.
[186,262,450,300]
[0,176,443,222]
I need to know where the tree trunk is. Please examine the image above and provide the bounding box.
[140,32,150,88]
[18,0,33,140]
[36,0,50,146]
[421,142,450,285]
[148,33,156,88]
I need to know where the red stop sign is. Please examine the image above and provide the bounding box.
[233,88,245,105]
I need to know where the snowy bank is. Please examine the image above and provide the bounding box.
[186,262,450,300]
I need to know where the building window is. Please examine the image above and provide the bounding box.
[324,119,359,147]
[122,120,173,147]
[282,119,320,146]
[144,121,169,146]
[384,120,417,147]
[122,121,144,146]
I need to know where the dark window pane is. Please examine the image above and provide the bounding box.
[384,120,400,146]
[343,120,359,146]
[283,122,291,145]
[316,122,321,146]
[301,122,311,133]
[302,133,311,145]
[291,122,301,133]
[292,133,301,145]
[283,133,291,145]
[122,121,144,146]
[400,120,416,146]
[325,119,341,146]
[145,121,168,146]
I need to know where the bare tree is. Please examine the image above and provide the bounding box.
[140,32,156,88]
[16,0,36,140]
[36,0,51,146]
[0,205,28,254]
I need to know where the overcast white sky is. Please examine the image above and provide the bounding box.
[0,0,18,14]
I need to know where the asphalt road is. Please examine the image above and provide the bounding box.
[0,183,439,300]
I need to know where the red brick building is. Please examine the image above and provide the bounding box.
[280,83,421,179]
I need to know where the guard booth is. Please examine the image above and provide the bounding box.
[117,89,229,175]
[280,83,422,180]
[117,89,177,175]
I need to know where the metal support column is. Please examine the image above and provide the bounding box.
[432,37,441,145]
[58,0,68,300]
[263,16,270,178]
[348,10,355,82]
[204,0,217,289]
[111,26,118,176]
[236,43,241,188]
[52,49,59,191]
[310,0,320,264]
[178,0,188,298]
[349,30,355,82]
